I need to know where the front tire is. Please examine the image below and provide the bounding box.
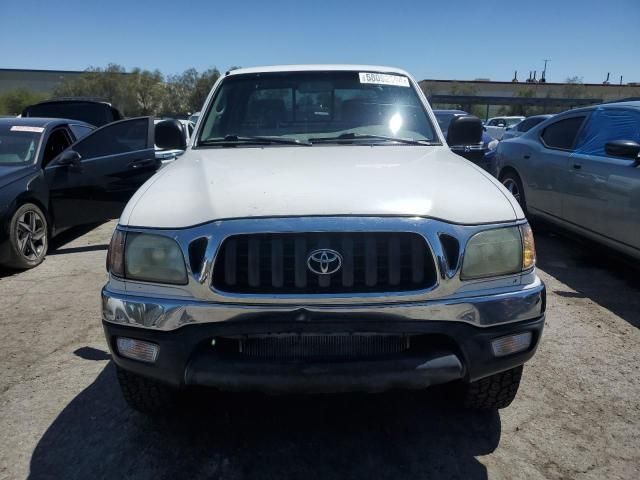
[116,366,180,415]
[459,366,523,410]
[2,203,48,269]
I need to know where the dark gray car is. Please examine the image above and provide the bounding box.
[495,101,640,259]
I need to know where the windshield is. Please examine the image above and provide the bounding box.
[197,71,439,146]
[506,117,524,127]
[0,125,42,165]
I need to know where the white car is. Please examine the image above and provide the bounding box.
[485,116,525,140]
[102,65,545,415]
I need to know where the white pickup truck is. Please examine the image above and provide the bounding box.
[102,65,545,415]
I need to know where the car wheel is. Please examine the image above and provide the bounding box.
[459,365,523,410]
[501,172,527,213]
[116,366,179,415]
[3,203,49,270]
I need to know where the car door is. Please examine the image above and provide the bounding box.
[45,117,156,229]
[525,114,588,218]
[566,107,640,249]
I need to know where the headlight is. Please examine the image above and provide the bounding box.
[461,223,535,280]
[107,230,187,284]
[487,139,499,151]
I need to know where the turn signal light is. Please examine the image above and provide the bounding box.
[107,229,126,277]
[520,223,536,270]
[116,337,159,363]
[491,332,532,357]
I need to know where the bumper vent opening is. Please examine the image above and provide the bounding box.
[236,334,410,360]
[212,232,437,294]
[188,237,208,275]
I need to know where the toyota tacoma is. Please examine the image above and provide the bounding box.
[102,65,545,414]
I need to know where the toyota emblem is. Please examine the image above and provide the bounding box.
[307,248,343,275]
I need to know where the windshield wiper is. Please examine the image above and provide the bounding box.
[308,132,436,145]
[200,135,311,146]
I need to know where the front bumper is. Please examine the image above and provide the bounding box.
[102,280,545,393]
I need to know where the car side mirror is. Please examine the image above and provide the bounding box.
[605,140,640,161]
[447,115,483,147]
[155,119,187,150]
[56,149,81,168]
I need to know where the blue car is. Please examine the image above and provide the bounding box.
[433,109,498,173]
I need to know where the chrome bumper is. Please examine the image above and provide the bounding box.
[102,277,545,331]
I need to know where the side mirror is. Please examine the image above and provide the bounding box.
[56,149,81,167]
[155,119,187,151]
[605,140,640,161]
[447,115,483,147]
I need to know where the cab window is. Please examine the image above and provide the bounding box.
[43,128,73,167]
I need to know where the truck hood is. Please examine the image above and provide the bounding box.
[121,145,521,228]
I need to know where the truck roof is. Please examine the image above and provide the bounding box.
[227,64,411,76]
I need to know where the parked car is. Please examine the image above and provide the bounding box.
[22,99,124,127]
[485,116,525,140]
[495,101,640,259]
[0,116,162,269]
[502,115,554,141]
[103,65,545,415]
[434,109,499,172]
[189,111,201,126]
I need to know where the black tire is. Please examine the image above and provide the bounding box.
[2,203,49,269]
[460,366,523,410]
[116,366,179,415]
[501,171,527,215]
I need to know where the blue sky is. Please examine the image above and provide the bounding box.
[1,0,638,83]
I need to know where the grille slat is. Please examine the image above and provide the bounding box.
[238,334,409,359]
[213,232,436,294]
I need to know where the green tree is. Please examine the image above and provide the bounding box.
[129,68,166,115]
[0,89,48,115]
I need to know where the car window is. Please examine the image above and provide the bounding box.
[574,107,640,158]
[42,128,73,166]
[540,116,586,150]
[517,118,533,131]
[69,124,94,141]
[72,118,150,160]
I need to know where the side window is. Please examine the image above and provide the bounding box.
[43,129,73,167]
[487,119,498,126]
[540,116,586,150]
[73,118,149,160]
[69,124,94,141]
[575,108,640,158]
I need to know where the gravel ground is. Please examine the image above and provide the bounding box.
[0,220,638,480]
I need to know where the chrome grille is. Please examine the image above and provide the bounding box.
[238,334,410,359]
[212,232,437,294]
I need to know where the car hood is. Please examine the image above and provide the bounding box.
[121,145,522,228]
[0,164,35,190]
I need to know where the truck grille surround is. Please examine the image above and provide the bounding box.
[211,232,437,294]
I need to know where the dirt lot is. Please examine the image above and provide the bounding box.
[0,220,638,480]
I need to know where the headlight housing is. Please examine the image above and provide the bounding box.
[461,223,535,280]
[107,230,187,284]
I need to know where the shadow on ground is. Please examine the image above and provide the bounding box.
[534,225,640,328]
[29,362,500,480]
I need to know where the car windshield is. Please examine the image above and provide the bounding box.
[0,125,42,165]
[197,71,439,146]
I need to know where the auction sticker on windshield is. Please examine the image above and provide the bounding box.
[359,72,410,87]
